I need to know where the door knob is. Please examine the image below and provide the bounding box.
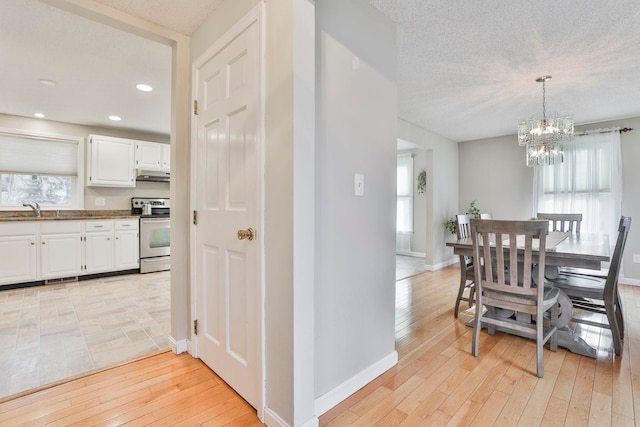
[237,227,255,241]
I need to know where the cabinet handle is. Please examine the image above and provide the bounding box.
[94,225,104,228]
[31,242,35,245]
[42,242,46,245]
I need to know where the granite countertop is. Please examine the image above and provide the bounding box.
[0,210,139,222]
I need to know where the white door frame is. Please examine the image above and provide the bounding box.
[188,2,266,419]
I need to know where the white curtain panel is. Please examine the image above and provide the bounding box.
[533,127,622,240]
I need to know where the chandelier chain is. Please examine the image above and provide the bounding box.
[541,80,546,122]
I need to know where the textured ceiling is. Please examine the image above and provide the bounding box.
[3,1,640,141]
[370,0,640,141]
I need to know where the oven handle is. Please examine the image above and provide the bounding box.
[141,218,170,224]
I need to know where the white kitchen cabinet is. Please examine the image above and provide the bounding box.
[40,221,83,279]
[84,220,113,274]
[0,223,38,285]
[87,134,136,187]
[161,143,170,172]
[135,141,163,170]
[114,219,139,270]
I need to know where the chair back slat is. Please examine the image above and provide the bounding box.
[537,213,582,233]
[471,219,548,299]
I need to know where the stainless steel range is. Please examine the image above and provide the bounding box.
[131,197,170,273]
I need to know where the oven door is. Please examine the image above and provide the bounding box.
[139,218,170,258]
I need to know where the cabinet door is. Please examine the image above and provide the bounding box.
[135,141,163,170]
[85,231,113,274]
[41,232,82,279]
[114,229,139,270]
[88,135,136,187]
[0,234,38,285]
[161,143,170,172]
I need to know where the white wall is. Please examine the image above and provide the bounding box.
[0,113,170,210]
[398,119,458,269]
[315,0,397,403]
[458,116,640,283]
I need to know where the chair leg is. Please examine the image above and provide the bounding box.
[469,284,475,308]
[606,300,623,356]
[550,303,558,352]
[615,291,625,338]
[472,294,482,357]
[454,275,467,318]
[536,308,544,378]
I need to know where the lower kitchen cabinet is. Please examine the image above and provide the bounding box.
[0,223,38,286]
[114,220,140,270]
[85,220,114,274]
[0,218,140,287]
[40,221,83,280]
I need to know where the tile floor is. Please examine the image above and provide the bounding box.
[0,271,170,400]
[396,254,427,280]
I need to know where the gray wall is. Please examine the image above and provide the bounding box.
[0,113,170,210]
[459,116,640,283]
[315,0,397,399]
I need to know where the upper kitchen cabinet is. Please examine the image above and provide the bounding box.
[135,141,170,172]
[87,134,136,187]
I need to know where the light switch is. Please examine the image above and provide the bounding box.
[354,173,364,196]
[95,197,106,206]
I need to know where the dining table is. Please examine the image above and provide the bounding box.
[446,231,610,358]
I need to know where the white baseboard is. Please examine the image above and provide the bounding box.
[168,335,188,354]
[396,250,426,258]
[426,257,457,271]
[314,351,398,416]
[262,408,318,427]
[620,276,640,286]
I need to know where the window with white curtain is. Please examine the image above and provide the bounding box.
[397,153,414,232]
[533,128,622,239]
[0,129,84,210]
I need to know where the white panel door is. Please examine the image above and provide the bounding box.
[194,12,261,408]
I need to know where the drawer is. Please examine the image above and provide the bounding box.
[0,222,39,236]
[85,220,113,232]
[40,221,83,234]
[115,219,139,231]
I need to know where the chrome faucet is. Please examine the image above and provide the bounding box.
[23,202,41,217]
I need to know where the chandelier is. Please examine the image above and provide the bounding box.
[517,76,573,166]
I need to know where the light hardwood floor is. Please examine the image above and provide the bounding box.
[2,266,638,426]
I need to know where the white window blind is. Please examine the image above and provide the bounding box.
[0,133,78,176]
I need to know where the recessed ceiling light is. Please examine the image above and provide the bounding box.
[108,115,122,121]
[136,84,153,92]
[39,79,57,86]
[34,113,45,118]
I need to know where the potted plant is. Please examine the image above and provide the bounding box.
[445,200,481,235]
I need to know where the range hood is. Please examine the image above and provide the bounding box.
[136,169,170,182]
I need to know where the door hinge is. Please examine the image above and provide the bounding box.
[193,210,197,225]
[194,319,198,335]
[193,100,199,115]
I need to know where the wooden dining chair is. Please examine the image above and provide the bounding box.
[536,213,582,233]
[470,219,559,378]
[550,216,631,355]
[454,214,475,318]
